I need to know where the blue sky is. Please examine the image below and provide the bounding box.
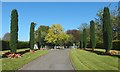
[2,2,118,41]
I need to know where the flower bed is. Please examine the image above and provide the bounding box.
[2,52,22,58]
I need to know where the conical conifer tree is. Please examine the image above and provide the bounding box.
[10,9,18,53]
[90,20,96,50]
[83,28,87,49]
[30,22,35,50]
[103,7,112,53]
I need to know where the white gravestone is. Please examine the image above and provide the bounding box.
[34,44,38,49]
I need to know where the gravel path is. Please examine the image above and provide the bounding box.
[19,49,74,70]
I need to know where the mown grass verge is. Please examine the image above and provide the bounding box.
[2,49,48,71]
[70,48,119,71]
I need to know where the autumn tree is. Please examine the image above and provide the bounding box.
[45,24,69,48]
[45,28,57,46]
[66,34,74,46]
[10,9,18,53]
[45,24,62,45]
[66,29,80,45]
[58,32,70,46]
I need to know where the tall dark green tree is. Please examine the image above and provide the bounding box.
[80,32,83,49]
[118,2,120,40]
[103,7,112,53]
[90,20,96,50]
[10,9,18,53]
[83,28,87,49]
[30,22,35,50]
[38,31,42,48]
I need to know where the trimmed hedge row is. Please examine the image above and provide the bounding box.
[18,41,30,49]
[1,40,120,50]
[95,42,103,49]
[2,41,9,50]
[87,40,120,50]
[2,40,30,50]
[112,40,120,50]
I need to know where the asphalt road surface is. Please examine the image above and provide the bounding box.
[19,49,74,70]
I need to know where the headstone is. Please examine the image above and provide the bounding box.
[34,44,38,49]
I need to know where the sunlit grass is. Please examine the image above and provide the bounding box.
[2,49,48,71]
[70,48,118,70]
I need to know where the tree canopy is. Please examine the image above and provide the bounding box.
[45,24,70,46]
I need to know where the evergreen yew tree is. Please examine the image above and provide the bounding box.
[118,17,120,40]
[10,9,18,53]
[38,31,42,48]
[30,22,35,50]
[103,7,112,53]
[90,20,96,50]
[80,32,83,49]
[83,28,87,49]
[118,2,120,40]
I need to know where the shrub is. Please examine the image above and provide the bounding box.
[18,41,30,49]
[112,40,120,50]
[2,41,30,50]
[2,40,9,50]
[95,42,104,49]
[91,40,120,50]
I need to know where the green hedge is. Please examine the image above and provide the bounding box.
[2,40,9,50]
[18,41,30,49]
[87,42,103,49]
[87,40,120,50]
[2,40,120,50]
[96,42,104,49]
[2,40,30,50]
[112,40,120,50]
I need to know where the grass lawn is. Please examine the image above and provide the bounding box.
[0,57,1,72]
[70,48,119,70]
[2,49,48,71]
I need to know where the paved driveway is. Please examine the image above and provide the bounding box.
[19,49,74,70]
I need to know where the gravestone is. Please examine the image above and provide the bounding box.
[34,44,38,49]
